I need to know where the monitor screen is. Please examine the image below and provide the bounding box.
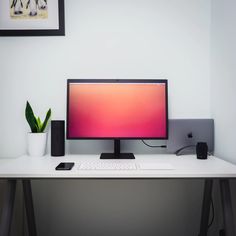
[67,79,168,139]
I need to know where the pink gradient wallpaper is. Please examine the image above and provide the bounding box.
[68,83,167,138]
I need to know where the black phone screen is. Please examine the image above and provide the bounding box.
[55,162,74,170]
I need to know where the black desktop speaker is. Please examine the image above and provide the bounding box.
[196,142,208,160]
[51,120,65,156]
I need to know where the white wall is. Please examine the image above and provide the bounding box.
[211,0,236,163]
[211,0,236,232]
[0,0,211,158]
[0,1,213,236]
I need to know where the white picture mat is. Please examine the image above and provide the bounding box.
[0,0,59,30]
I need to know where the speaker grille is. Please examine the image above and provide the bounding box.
[51,120,65,156]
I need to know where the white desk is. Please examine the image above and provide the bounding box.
[0,154,236,178]
[0,154,236,236]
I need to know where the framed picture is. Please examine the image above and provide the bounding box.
[0,0,65,36]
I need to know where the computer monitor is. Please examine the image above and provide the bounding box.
[67,79,168,159]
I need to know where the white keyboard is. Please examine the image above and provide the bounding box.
[78,161,137,170]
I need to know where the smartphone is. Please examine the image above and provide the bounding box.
[55,162,74,170]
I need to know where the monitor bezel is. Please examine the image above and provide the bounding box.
[66,79,168,140]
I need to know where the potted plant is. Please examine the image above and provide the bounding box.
[25,101,51,157]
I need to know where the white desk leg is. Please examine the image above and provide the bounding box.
[0,180,16,236]
[220,179,236,236]
[199,179,213,236]
[22,180,37,236]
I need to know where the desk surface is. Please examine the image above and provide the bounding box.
[0,154,236,179]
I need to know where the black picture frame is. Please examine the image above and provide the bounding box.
[0,0,65,37]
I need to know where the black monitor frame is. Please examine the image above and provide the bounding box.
[66,79,168,159]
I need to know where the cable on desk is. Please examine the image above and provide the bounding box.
[141,140,167,148]
[175,145,213,157]
[175,145,196,156]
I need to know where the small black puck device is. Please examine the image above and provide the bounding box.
[196,142,208,159]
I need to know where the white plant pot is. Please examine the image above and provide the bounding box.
[27,133,47,157]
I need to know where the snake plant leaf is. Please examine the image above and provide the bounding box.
[36,116,42,132]
[41,108,51,132]
[25,101,37,133]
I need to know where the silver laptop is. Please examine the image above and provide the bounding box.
[167,119,214,155]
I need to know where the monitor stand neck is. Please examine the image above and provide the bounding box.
[100,139,135,159]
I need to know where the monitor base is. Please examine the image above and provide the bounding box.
[100,153,135,159]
